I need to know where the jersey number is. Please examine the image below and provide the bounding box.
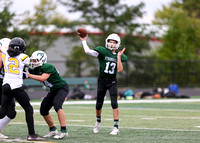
[104,62,116,74]
[2,54,19,74]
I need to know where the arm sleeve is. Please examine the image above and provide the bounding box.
[82,41,99,57]
[0,47,6,54]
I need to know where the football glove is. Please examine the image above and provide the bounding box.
[23,66,29,79]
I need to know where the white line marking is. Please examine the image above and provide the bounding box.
[67,120,85,122]
[7,121,200,132]
[141,118,157,120]
[15,99,200,106]
[67,124,200,132]
[104,119,113,121]
[15,107,200,113]
[14,110,200,120]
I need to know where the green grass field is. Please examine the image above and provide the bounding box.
[1,98,200,143]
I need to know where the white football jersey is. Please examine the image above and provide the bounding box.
[1,48,30,89]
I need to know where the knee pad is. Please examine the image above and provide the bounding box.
[111,97,118,109]
[53,103,62,112]
[111,101,118,109]
[7,110,16,119]
[96,102,103,110]
[96,94,105,110]
[40,107,49,116]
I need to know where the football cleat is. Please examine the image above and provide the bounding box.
[0,133,8,139]
[110,127,119,135]
[27,134,45,141]
[54,131,68,139]
[43,130,58,138]
[93,121,101,133]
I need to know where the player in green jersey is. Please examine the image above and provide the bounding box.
[78,33,127,135]
[25,50,69,139]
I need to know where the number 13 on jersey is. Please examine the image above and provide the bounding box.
[104,62,116,74]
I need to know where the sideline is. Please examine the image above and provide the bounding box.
[16,98,200,106]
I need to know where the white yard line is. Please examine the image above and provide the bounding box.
[8,121,200,132]
[15,110,200,120]
[15,98,200,106]
[16,107,200,114]
[120,108,200,112]
[64,99,200,104]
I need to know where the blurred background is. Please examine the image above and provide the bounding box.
[1,0,200,94]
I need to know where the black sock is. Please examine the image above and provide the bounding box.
[114,119,119,129]
[61,126,67,133]
[97,116,101,123]
[50,126,57,131]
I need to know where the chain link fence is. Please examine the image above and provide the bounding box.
[49,59,200,88]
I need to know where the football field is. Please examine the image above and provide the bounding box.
[1,98,200,143]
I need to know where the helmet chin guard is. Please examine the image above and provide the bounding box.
[105,33,121,50]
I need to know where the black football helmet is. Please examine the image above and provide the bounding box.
[7,37,26,57]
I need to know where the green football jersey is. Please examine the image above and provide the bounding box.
[94,46,127,78]
[29,63,66,90]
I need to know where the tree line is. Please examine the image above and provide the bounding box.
[1,0,200,87]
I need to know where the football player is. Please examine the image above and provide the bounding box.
[0,38,16,139]
[26,50,69,139]
[78,33,127,135]
[0,37,45,141]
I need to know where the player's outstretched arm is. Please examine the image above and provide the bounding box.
[78,35,99,57]
[117,48,126,72]
[28,73,50,82]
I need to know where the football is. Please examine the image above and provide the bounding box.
[77,27,87,38]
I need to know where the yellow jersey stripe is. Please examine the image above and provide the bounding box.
[21,55,28,61]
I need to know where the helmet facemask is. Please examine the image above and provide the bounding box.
[106,40,118,50]
[30,58,40,69]
[105,34,121,50]
[29,51,47,69]
[8,45,21,57]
